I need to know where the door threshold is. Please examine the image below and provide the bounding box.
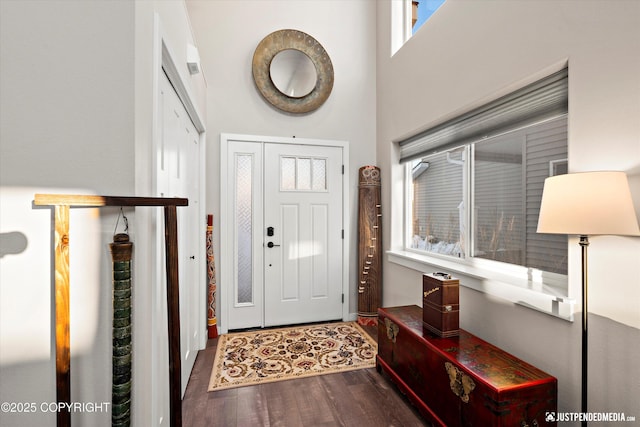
[228,318,344,333]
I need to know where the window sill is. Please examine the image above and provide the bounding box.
[387,249,575,321]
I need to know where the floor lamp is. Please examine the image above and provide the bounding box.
[537,171,640,426]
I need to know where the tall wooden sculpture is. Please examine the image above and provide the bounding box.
[206,214,218,338]
[110,232,133,427]
[357,166,382,326]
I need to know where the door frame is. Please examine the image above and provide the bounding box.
[219,133,350,334]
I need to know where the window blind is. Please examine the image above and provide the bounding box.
[398,68,568,163]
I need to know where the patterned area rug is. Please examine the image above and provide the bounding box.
[208,322,377,391]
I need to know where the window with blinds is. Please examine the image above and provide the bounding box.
[404,69,568,275]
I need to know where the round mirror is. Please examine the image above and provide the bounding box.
[270,49,317,98]
[252,29,333,114]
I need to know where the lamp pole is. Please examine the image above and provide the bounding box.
[579,235,589,427]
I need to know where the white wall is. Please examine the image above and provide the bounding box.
[185,0,377,320]
[0,1,134,426]
[0,1,206,426]
[134,1,207,426]
[377,0,640,422]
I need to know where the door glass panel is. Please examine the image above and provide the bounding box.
[236,154,253,304]
[281,157,296,190]
[297,158,311,190]
[312,158,326,190]
[280,156,328,191]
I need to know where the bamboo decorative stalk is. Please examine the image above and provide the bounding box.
[110,233,133,427]
[357,166,382,326]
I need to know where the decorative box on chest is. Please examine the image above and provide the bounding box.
[377,305,557,427]
[423,272,459,337]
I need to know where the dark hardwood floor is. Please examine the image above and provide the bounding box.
[182,325,430,427]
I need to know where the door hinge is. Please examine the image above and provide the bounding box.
[342,165,344,174]
[341,229,344,239]
[342,293,344,303]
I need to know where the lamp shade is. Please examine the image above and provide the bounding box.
[537,171,640,236]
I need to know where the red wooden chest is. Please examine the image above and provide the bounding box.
[377,305,557,427]
[423,272,460,337]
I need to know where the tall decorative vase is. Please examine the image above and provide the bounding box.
[357,166,382,326]
[110,233,133,427]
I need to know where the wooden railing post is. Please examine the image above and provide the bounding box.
[54,205,71,427]
[164,205,182,427]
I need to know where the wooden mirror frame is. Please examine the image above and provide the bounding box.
[252,29,334,114]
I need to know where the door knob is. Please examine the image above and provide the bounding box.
[267,242,280,248]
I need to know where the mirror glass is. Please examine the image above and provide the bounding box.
[269,49,317,98]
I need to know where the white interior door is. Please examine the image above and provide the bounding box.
[225,138,344,330]
[158,71,200,396]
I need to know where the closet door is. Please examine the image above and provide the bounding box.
[158,70,200,396]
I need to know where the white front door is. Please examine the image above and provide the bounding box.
[263,143,343,326]
[224,137,345,330]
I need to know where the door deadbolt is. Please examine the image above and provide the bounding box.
[267,226,274,236]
